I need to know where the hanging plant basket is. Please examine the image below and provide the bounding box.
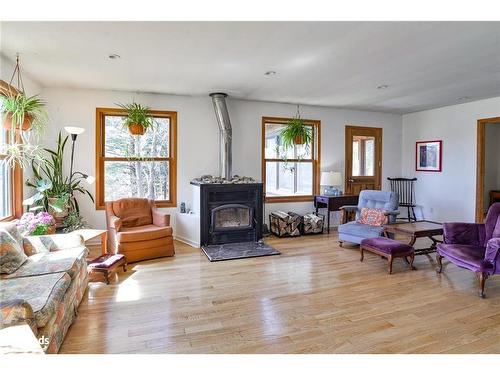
[1,55,47,137]
[128,123,146,135]
[116,102,153,136]
[279,117,312,149]
[294,135,306,145]
[3,113,32,131]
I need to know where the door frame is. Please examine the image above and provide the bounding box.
[475,117,500,223]
[344,125,383,194]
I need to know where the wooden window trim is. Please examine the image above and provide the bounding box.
[95,107,177,210]
[0,80,23,221]
[0,151,23,222]
[261,116,321,203]
[475,117,500,222]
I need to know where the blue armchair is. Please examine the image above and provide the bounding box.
[338,190,399,246]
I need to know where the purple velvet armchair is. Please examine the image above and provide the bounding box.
[436,202,500,297]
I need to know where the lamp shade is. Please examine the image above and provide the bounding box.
[320,171,342,186]
[64,126,85,135]
[85,175,95,185]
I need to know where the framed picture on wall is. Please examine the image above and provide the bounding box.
[415,140,442,172]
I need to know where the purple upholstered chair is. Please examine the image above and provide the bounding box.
[436,202,500,297]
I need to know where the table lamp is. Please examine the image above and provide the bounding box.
[320,171,342,196]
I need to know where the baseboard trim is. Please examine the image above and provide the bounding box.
[174,235,200,248]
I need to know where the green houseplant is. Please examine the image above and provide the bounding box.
[1,142,42,169]
[279,117,313,149]
[117,102,154,135]
[24,132,94,226]
[1,93,48,135]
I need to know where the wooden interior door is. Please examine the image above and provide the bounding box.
[345,126,382,195]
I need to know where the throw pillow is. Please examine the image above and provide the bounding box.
[357,207,388,226]
[0,223,28,274]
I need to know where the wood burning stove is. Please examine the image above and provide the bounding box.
[191,182,263,246]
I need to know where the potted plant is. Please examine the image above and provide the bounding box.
[117,102,154,135]
[62,211,89,233]
[1,93,48,135]
[0,142,42,169]
[16,211,56,236]
[24,132,94,227]
[279,117,313,148]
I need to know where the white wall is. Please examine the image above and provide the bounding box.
[0,55,43,96]
[39,87,403,237]
[401,96,500,222]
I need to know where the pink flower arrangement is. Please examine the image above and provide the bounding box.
[16,212,56,236]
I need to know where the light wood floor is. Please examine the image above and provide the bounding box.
[60,233,500,354]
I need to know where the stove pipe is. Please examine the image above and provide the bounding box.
[209,93,232,180]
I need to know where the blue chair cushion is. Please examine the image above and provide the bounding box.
[338,222,384,238]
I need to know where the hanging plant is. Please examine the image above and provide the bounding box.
[1,93,47,135]
[279,117,313,147]
[279,105,313,149]
[0,142,43,169]
[1,55,48,137]
[116,102,154,135]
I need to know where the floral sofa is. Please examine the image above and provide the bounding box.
[0,222,89,353]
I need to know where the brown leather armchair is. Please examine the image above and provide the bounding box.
[105,198,175,263]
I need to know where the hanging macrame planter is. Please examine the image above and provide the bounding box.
[1,54,47,134]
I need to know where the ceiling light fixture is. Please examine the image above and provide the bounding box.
[265,71,276,76]
[108,54,121,60]
[377,85,389,90]
[457,96,470,101]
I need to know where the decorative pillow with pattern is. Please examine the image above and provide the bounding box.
[357,207,388,226]
[0,223,28,274]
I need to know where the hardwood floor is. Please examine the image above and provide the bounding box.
[60,233,500,354]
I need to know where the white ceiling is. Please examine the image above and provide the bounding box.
[1,21,499,114]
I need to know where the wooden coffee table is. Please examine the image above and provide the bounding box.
[383,220,443,256]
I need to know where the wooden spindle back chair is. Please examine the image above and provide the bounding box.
[387,177,417,222]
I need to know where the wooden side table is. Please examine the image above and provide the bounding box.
[72,229,108,255]
[314,195,359,233]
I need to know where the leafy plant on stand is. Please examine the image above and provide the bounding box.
[24,132,94,227]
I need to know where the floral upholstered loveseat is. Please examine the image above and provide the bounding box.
[0,222,89,353]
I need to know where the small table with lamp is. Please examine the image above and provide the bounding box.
[314,194,359,233]
[315,171,358,234]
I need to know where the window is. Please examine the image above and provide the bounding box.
[0,80,23,221]
[352,135,375,177]
[262,117,320,202]
[95,108,177,209]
